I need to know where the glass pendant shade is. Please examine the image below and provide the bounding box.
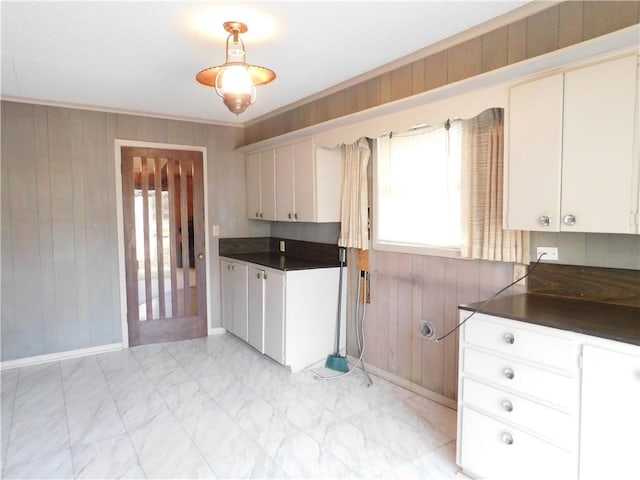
[196,22,276,116]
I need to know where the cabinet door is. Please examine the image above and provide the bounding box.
[220,260,234,332]
[275,144,295,221]
[259,150,277,221]
[247,266,265,352]
[263,270,285,364]
[293,139,316,222]
[580,344,640,480]
[562,55,638,233]
[506,74,564,231]
[231,263,248,341]
[246,153,261,220]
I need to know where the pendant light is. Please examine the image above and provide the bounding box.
[196,22,276,115]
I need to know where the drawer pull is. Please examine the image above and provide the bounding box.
[501,400,513,412]
[503,367,515,380]
[501,433,514,445]
[503,332,515,344]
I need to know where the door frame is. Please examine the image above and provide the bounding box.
[114,139,211,348]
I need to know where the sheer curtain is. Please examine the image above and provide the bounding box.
[461,108,530,263]
[338,137,371,250]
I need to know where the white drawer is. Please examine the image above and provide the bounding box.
[462,312,578,371]
[461,378,575,449]
[459,407,575,480]
[462,347,577,410]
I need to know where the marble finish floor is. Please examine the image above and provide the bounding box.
[0,334,460,479]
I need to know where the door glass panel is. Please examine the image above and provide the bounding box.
[133,156,198,321]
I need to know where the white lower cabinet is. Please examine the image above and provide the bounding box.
[220,259,248,341]
[457,310,640,480]
[579,342,640,480]
[221,257,345,372]
[456,312,580,479]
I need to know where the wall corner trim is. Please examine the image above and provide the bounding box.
[347,355,458,411]
[0,343,123,371]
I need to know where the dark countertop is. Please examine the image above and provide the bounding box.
[220,252,341,271]
[460,293,640,346]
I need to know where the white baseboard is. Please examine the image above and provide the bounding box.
[348,355,458,411]
[0,343,123,371]
[208,327,226,336]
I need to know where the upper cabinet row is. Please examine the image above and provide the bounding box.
[506,54,639,234]
[246,138,342,223]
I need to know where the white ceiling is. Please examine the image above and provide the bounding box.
[1,1,532,126]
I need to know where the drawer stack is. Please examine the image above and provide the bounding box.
[456,311,580,479]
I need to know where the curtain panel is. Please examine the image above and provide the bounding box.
[339,137,371,250]
[461,108,530,264]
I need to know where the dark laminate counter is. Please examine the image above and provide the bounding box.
[460,293,640,346]
[220,252,340,271]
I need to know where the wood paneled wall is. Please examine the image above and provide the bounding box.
[0,101,264,362]
[347,250,518,401]
[244,1,640,145]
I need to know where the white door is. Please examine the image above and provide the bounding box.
[562,55,638,233]
[247,266,265,352]
[293,139,316,222]
[263,270,285,364]
[506,74,564,231]
[580,344,640,480]
[259,149,277,221]
[246,153,261,220]
[275,144,295,221]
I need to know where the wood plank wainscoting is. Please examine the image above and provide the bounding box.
[347,249,517,403]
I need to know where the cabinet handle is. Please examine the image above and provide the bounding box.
[563,214,576,226]
[255,212,260,218]
[288,213,292,219]
[260,213,264,218]
[503,367,515,380]
[503,332,515,345]
[294,213,298,220]
[539,215,550,227]
[501,400,513,412]
[501,433,514,445]
[256,272,262,279]
[264,272,268,280]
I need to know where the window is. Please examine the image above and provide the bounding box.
[374,120,462,255]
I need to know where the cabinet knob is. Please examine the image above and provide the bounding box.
[256,272,262,279]
[539,215,550,227]
[501,400,514,412]
[255,212,260,218]
[563,214,576,226]
[501,433,514,445]
[288,213,292,219]
[260,213,264,218]
[294,213,298,220]
[504,332,515,345]
[503,367,515,380]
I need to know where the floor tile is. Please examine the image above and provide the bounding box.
[1,333,460,479]
[72,433,144,479]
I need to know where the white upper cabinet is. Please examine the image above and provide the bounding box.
[506,54,639,233]
[246,150,276,221]
[247,138,341,223]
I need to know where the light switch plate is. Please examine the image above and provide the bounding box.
[212,224,220,237]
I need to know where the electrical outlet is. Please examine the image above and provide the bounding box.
[279,240,285,253]
[536,246,558,261]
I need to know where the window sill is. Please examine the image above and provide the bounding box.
[372,240,462,259]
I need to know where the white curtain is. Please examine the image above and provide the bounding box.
[339,137,371,250]
[461,108,530,263]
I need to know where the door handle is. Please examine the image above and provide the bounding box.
[197,253,204,260]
